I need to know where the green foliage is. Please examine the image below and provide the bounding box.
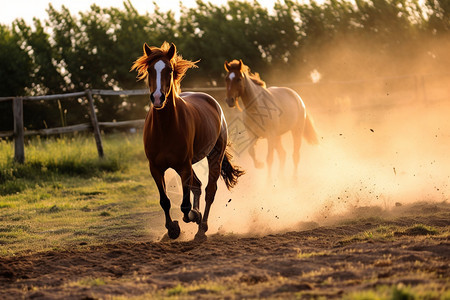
[0,24,33,131]
[0,0,448,131]
[0,25,32,97]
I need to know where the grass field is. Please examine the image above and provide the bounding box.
[0,133,160,256]
[1,133,449,299]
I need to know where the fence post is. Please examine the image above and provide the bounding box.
[85,90,104,158]
[13,97,25,163]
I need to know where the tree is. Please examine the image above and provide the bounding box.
[0,24,32,131]
[1,0,449,132]
[0,25,32,96]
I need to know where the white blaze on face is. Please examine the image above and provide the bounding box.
[228,72,235,91]
[153,60,166,106]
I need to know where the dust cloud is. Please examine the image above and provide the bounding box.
[161,37,449,240]
[162,99,449,240]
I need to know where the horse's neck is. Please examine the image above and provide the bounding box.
[150,92,180,123]
[241,74,267,109]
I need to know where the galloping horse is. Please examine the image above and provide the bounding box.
[132,42,243,240]
[224,59,318,175]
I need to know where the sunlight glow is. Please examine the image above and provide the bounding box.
[0,0,290,25]
[310,69,321,83]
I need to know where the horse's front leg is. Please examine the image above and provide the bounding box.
[194,146,223,241]
[149,164,180,239]
[266,137,275,178]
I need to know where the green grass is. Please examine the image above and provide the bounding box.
[111,281,229,300]
[0,133,145,194]
[296,249,330,259]
[166,284,186,296]
[402,224,439,236]
[337,224,442,246]
[344,283,450,300]
[0,132,161,256]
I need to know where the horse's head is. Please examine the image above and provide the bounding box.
[132,42,197,110]
[143,43,175,109]
[224,60,245,108]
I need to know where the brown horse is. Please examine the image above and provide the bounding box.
[224,59,318,175]
[132,42,243,240]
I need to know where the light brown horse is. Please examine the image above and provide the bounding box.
[224,59,318,175]
[132,42,243,240]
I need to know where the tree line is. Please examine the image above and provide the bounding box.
[0,0,448,131]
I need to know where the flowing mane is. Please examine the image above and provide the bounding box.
[227,59,266,88]
[131,41,198,92]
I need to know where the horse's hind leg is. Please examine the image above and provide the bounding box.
[195,142,224,241]
[177,164,202,224]
[292,129,303,176]
[149,164,180,239]
[274,135,286,175]
[189,170,202,224]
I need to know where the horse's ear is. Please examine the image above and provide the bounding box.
[224,61,231,72]
[143,43,152,57]
[167,43,176,60]
[238,59,243,70]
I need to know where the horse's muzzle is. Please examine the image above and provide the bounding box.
[225,97,236,108]
[150,93,166,109]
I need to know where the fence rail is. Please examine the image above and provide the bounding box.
[0,89,154,163]
[0,87,231,163]
[1,72,448,163]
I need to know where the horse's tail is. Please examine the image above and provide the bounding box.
[303,113,319,145]
[221,149,245,190]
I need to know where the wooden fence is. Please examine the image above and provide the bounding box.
[0,89,149,163]
[0,88,224,163]
[1,72,447,163]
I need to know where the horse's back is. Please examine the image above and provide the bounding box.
[245,86,304,136]
[180,92,225,128]
[267,86,305,113]
[181,92,224,116]
[180,92,226,162]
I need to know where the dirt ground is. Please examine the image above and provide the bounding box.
[0,201,448,299]
[1,77,449,299]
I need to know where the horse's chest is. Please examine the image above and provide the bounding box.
[145,133,191,167]
[243,113,274,137]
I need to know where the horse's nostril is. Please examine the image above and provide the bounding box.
[150,93,155,103]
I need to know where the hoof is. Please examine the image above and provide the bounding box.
[159,232,170,242]
[194,231,207,242]
[194,222,208,242]
[167,220,180,239]
[188,209,202,224]
[183,214,190,223]
[200,222,208,233]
